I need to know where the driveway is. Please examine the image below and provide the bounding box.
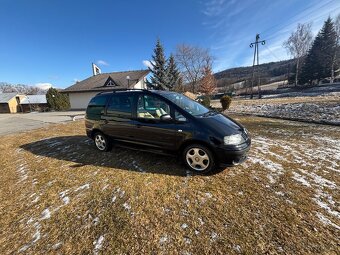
[0,111,85,136]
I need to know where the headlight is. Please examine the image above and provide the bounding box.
[224,134,245,145]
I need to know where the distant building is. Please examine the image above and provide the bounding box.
[0,93,48,113]
[20,95,48,112]
[0,93,25,113]
[62,70,150,109]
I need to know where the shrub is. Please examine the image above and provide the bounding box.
[201,96,211,108]
[46,88,70,111]
[220,95,232,110]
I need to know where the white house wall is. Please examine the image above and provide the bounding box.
[68,92,98,109]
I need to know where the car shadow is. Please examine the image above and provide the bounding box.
[20,135,221,177]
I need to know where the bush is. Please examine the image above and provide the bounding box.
[220,95,232,110]
[201,96,211,108]
[46,88,70,111]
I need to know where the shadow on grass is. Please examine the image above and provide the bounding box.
[20,135,225,177]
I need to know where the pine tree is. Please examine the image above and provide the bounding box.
[300,17,337,84]
[148,39,168,90]
[166,54,180,90]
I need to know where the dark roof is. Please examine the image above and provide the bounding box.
[62,70,149,93]
[0,93,18,103]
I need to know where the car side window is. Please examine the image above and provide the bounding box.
[174,110,187,122]
[137,95,170,119]
[86,95,108,120]
[107,94,134,118]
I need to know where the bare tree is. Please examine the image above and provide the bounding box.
[175,44,212,93]
[283,23,313,86]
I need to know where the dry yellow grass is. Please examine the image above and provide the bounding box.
[0,116,339,254]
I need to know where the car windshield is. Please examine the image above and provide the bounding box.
[162,92,209,116]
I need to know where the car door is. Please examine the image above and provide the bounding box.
[132,93,179,150]
[101,93,136,142]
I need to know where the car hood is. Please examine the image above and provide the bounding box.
[195,113,244,136]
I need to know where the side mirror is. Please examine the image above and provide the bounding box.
[160,114,173,122]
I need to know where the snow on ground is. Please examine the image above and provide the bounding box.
[245,121,340,229]
[93,235,105,255]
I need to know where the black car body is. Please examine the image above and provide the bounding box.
[85,89,251,173]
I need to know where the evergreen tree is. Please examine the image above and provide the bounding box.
[199,65,216,95]
[148,39,168,90]
[46,87,70,111]
[166,54,180,90]
[300,17,337,84]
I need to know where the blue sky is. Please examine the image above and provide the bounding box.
[0,0,339,89]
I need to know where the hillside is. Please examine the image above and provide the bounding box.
[214,59,296,89]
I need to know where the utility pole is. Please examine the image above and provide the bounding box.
[249,34,265,99]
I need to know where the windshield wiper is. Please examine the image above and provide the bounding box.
[202,110,218,117]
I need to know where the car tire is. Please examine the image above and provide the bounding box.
[183,144,215,174]
[93,132,111,152]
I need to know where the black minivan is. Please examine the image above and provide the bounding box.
[85,89,251,174]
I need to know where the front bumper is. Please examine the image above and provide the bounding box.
[214,139,251,167]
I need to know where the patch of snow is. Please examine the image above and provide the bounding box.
[52,242,63,250]
[292,172,311,187]
[198,218,204,225]
[123,203,131,211]
[102,184,109,190]
[159,235,168,244]
[184,237,191,244]
[93,235,105,255]
[314,190,339,218]
[181,223,188,229]
[32,196,40,203]
[74,183,90,192]
[60,190,70,205]
[111,195,117,203]
[316,212,340,230]
[210,232,218,241]
[41,208,51,220]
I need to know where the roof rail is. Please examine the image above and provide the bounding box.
[95,88,151,96]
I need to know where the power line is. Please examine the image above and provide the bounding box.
[264,44,282,62]
[261,0,336,37]
[264,5,340,41]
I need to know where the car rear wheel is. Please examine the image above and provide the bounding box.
[94,132,111,152]
[183,144,215,174]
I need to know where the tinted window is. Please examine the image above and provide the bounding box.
[86,95,108,120]
[107,94,134,118]
[137,95,170,119]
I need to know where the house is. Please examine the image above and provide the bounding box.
[62,70,150,109]
[20,95,48,112]
[0,93,25,113]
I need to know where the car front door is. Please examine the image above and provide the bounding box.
[101,93,136,142]
[132,94,179,150]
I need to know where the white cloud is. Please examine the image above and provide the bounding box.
[97,60,109,66]
[34,82,52,90]
[142,60,154,70]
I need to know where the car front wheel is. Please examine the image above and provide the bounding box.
[94,132,111,152]
[183,144,215,174]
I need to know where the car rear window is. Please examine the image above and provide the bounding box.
[86,95,109,120]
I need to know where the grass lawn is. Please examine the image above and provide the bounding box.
[0,115,339,254]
